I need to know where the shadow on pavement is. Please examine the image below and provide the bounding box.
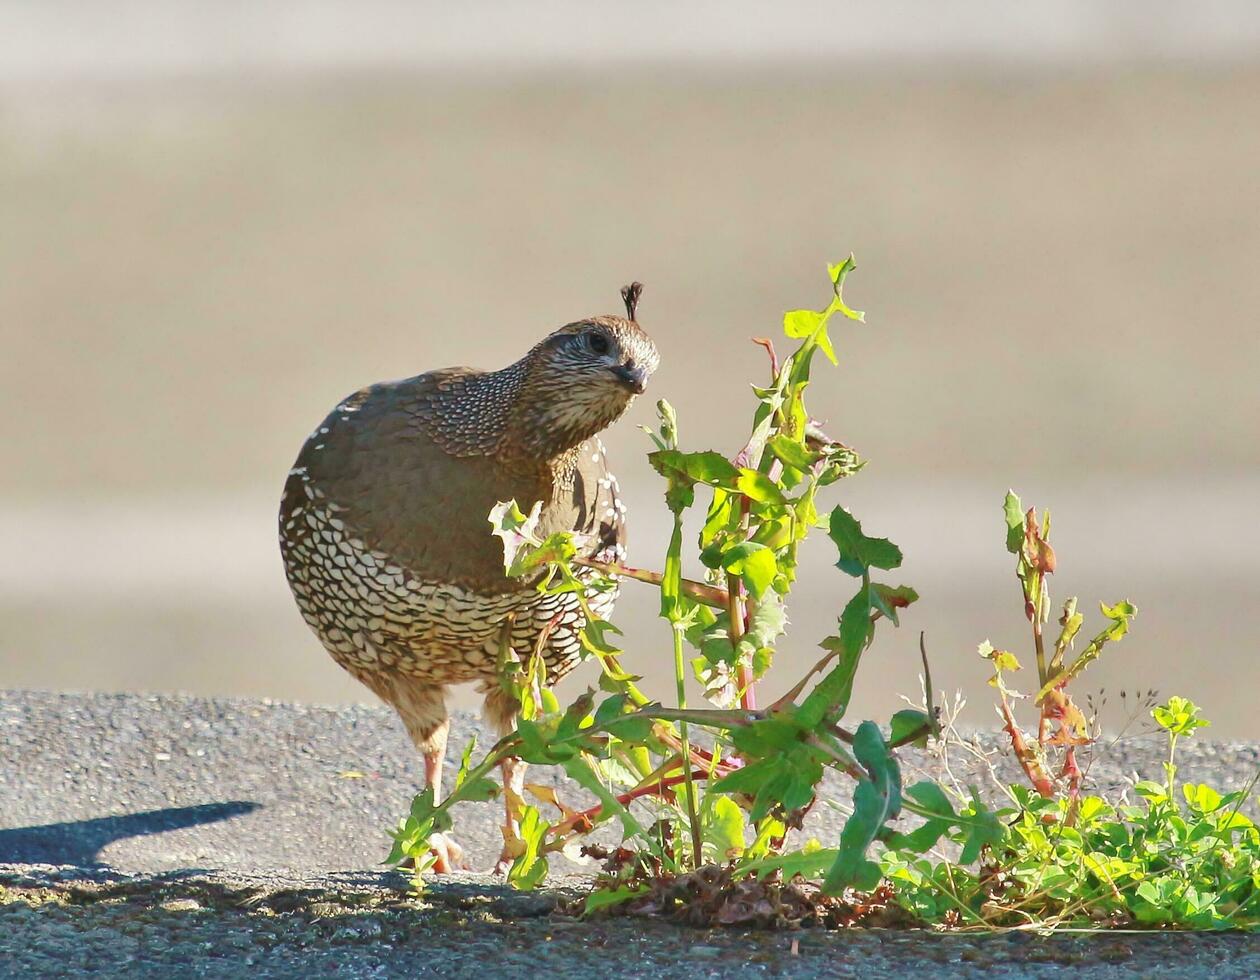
[0,801,259,865]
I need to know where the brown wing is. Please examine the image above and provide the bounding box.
[280,373,543,594]
[279,373,622,595]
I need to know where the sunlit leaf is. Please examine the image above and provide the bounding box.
[979,641,1022,673]
[506,805,551,890]
[705,796,747,858]
[826,254,865,323]
[720,541,778,600]
[1035,600,1137,702]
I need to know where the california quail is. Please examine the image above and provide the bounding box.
[278,286,659,871]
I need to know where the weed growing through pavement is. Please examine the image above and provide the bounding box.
[389,260,1258,931]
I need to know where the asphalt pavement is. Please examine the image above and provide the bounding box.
[2,690,1258,978]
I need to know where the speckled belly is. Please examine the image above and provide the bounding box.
[279,481,616,687]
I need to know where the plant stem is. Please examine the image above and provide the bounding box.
[550,768,711,838]
[728,490,757,711]
[672,621,705,869]
[998,695,1055,798]
[1060,745,1082,826]
[1032,571,1050,747]
[576,558,728,609]
[1166,732,1179,807]
[726,571,757,710]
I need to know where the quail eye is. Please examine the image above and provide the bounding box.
[585,331,610,356]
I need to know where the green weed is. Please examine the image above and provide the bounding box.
[388,260,1257,932]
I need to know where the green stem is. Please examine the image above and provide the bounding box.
[672,619,704,869]
[1166,732,1178,808]
[1032,571,1050,748]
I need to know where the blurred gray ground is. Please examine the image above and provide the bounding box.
[1,46,1258,732]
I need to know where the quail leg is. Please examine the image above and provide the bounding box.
[422,737,466,873]
[386,680,467,873]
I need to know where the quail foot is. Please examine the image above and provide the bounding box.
[279,284,658,872]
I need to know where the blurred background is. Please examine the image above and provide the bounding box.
[2,2,1258,736]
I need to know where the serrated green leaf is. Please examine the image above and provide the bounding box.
[957,794,1005,864]
[783,306,837,367]
[713,756,779,795]
[700,487,737,550]
[839,587,873,661]
[507,531,577,577]
[738,591,788,657]
[827,507,902,575]
[798,589,871,727]
[660,518,684,618]
[580,618,624,656]
[649,449,739,486]
[1003,491,1024,555]
[783,308,823,339]
[745,847,839,881]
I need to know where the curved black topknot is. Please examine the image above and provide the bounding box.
[620,282,644,321]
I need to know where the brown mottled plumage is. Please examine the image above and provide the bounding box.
[279,296,659,871]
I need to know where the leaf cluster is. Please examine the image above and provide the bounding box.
[882,699,1259,930]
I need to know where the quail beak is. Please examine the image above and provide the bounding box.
[611,363,649,394]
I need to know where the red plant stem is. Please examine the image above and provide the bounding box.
[549,769,710,837]
[655,730,740,773]
[730,491,758,711]
[998,697,1055,798]
[727,573,757,711]
[1061,745,1082,826]
[751,336,780,380]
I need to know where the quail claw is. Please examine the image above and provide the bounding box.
[428,832,467,874]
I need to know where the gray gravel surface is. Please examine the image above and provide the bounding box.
[2,690,1258,978]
